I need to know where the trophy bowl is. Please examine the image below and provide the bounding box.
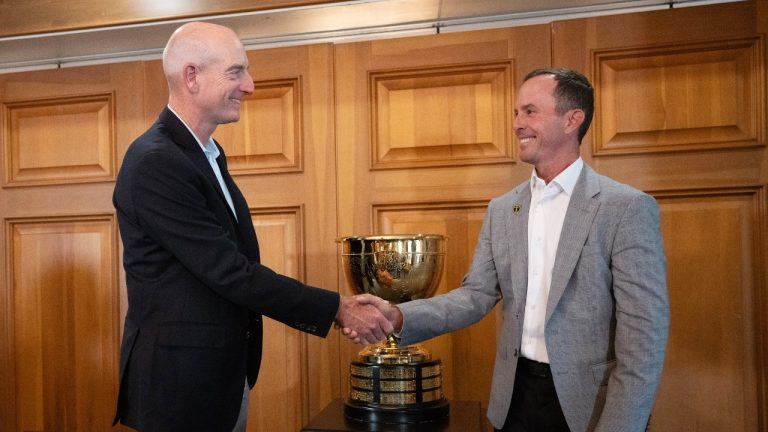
[338,234,449,424]
[339,234,446,304]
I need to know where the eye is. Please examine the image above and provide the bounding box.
[227,66,247,79]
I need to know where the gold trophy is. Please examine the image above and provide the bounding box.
[338,234,448,424]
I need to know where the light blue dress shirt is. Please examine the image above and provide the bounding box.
[201,140,237,220]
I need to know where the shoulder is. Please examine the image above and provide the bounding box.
[586,166,652,203]
[123,107,193,161]
[117,125,195,191]
[124,117,190,162]
[583,167,659,222]
[490,179,529,207]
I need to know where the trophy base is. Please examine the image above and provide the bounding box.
[346,339,449,425]
[344,399,449,425]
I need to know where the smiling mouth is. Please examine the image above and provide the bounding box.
[518,137,535,144]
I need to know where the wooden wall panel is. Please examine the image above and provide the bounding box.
[593,37,765,156]
[247,208,307,432]
[552,0,763,191]
[370,62,514,169]
[216,78,303,174]
[654,188,765,431]
[6,216,119,432]
[0,61,143,432]
[3,93,115,187]
[554,2,767,430]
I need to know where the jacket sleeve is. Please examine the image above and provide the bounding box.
[596,193,670,432]
[398,199,502,346]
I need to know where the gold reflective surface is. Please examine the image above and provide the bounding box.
[340,235,448,411]
[359,340,431,364]
[338,235,446,304]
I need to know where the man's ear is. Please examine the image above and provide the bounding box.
[565,109,585,134]
[182,64,199,93]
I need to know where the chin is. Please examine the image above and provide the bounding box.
[220,115,240,124]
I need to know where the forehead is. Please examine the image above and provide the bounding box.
[516,75,557,107]
[207,34,248,68]
[221,49,249,69]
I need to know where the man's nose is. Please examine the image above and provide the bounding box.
[242,72,255,94]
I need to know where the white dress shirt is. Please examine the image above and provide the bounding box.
[521,158,583,363]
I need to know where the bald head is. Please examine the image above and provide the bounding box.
[160,22,254,142]
[162,22,244,91]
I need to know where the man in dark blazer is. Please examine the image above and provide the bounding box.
[357,69,669,432]
[112,22,391,432]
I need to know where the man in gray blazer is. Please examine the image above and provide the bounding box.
[357,68,669,432]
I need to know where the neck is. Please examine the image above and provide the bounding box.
[168,99,214,143]
[535,154,579,184]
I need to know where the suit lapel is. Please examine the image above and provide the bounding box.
[216,148,261,262]
[506,183,531,307]
[545,165,601,323]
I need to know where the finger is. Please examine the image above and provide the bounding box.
[378,314,394,334]
[352,294,377,305]
[360,294,388,308]
[363,334,378,345]
[371,323,387,341]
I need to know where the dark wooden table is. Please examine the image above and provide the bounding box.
[301,399,484,432]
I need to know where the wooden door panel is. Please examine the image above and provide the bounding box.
[335,26,551,430]
[553,2,767,430]
[9,217,119,432]
[216,78,303,175]
[592,37,764,156]
[654,189,764,431]
[249,210,307,432]
[0,62,143,432]
[374,203,496,405]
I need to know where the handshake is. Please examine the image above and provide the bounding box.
[335,294,404,345]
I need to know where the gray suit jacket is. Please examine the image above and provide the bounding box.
[399,164,669,432]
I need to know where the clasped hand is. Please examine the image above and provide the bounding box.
[335,294,401,345]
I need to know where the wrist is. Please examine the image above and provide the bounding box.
[335,295,346,321]
[393,305,404,333]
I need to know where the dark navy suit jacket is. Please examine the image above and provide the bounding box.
[113,108,339,431]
